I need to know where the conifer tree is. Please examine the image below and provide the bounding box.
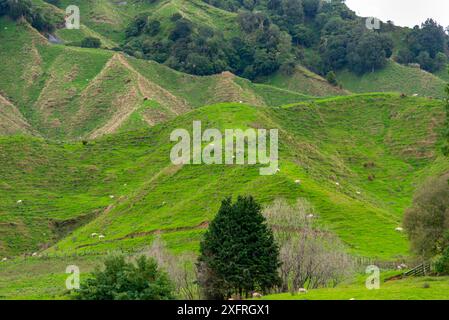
[197,196,280,300]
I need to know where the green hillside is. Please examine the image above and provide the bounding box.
[1,94,447,259]
[259,65,349,97]
[1,0,449,301]
[1,94,448,299]
[337,60,447,98]
[0,17,309,139]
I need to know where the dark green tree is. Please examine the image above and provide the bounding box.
[81,37,101,48]
[325,70,338,86]
[347,32,393,74]
[403,174,449,258]
[302,0,320,18]
[74,255,175,300]
[197,196,280,300]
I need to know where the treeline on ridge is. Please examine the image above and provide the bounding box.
[122,0,449,79]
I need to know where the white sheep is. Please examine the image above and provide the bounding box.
[356,191,361,195]
[298,288,308,294]
[252,292,263,298]
[32,252,38,257]
[98,235,105,240]
[307,214,315,219]
[91,233,98,238]
[295,180,301,184]
[17,200,23,204]
[395,227,404,232]
[109,195,115,199]
[335,182,340,186]
[2,257,7,262]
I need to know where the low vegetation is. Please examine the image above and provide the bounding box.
[74,255,175,300]
[403,174,449,259]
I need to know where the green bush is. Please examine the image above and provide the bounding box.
[435,247,449,275]
[326,71,338,86]
[74,255,175,300]
[81,37,102,49]
[403,174,449,258]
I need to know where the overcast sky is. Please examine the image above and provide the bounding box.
[344,0,449,28]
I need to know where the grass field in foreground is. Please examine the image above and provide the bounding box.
[262,275,449,300]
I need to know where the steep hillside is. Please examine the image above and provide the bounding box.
[1,94,448,260]
[50,0,237,44]
[435,65,449,82]
[259,65,349,97]
[0,94,35,136]
[337,60,447,98]
[0,17,309,139]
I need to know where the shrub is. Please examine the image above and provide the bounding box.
[80,37,102,49]
[325,71,338,86]
[145,237,200,300]
[435,246,449,275]
[74,255,175,300]
[403,174,449,258]
[263,199,354,292]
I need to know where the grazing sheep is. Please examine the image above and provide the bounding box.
[307,214,315,219]
[298,288,308,294]
[91,233,98,238]
[412,94,419,97]
[295,180,301,184]
[252,292,263,298]
[17,200,23,204]
[335,182,340,186]
[98,235,105,240]
[356,191,361,195]
[2,257,7,262]
[395,227,404,232]
[109,195,115,199]
[32,252,38,257]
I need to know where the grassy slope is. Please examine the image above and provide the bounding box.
[434,65,449,82]
[28,1,448,102]
[0,94,35,136]
[262,273,449,300]
[1,94,448,299]
[337,60,447,98]
[1,94,448,259]
[51,0,237,44]
[259,65,349,97]
[0,17,309,140]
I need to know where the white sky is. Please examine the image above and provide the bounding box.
[344,0,449,28]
